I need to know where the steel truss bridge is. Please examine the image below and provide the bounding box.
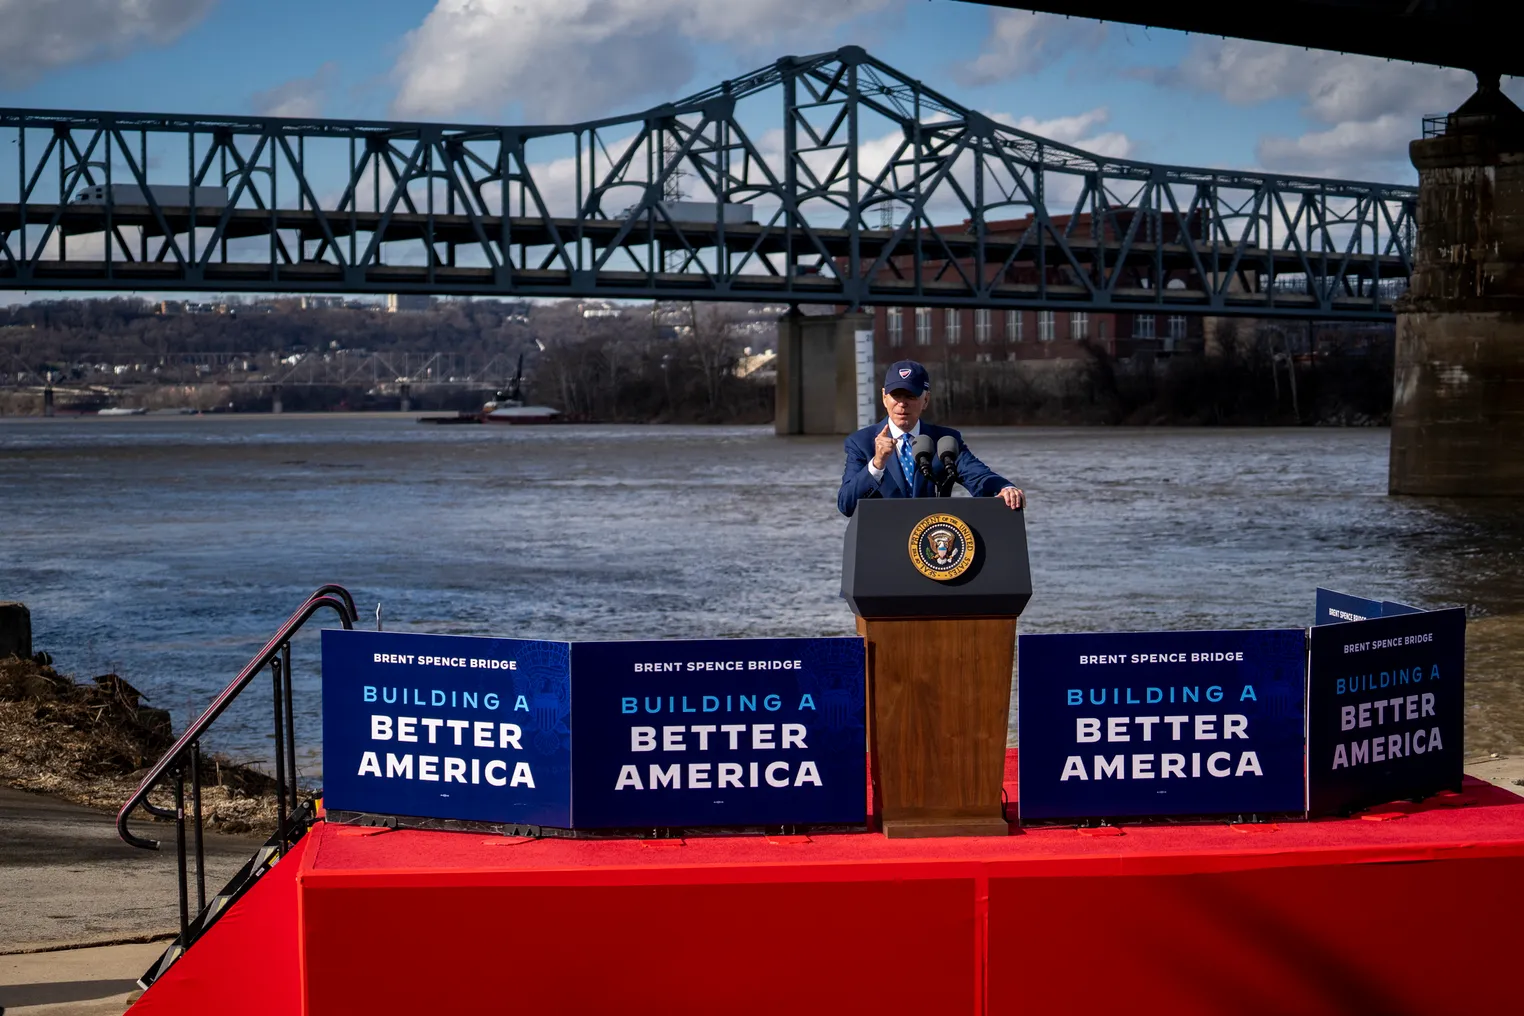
[0,47,1415,320]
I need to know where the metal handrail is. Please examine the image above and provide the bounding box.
[116,585,356,850]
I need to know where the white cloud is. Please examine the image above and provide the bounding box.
[251,62,339,119]
[996,108,1133,159]
[0,0,214,88]
[1255,114,1417,179]
[954,10,1106,87]
[1142,39,1476,126]
[391,0,901,123]
[1131,37,1513,178]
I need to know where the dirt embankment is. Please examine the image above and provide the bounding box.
[0,654,281,835]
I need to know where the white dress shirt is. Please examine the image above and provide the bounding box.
[866,420,921,482]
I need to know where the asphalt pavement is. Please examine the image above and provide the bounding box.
[0,786,261,954]
[1466,753,1524,796]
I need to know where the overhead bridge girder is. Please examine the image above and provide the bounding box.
[0,47,1415,320]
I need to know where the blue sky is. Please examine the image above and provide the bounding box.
[0,0,1498,184]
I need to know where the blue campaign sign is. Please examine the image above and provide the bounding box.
[1315,588,1384,626]
[1381,600,1423,617]
[1307,608,1466,816]
[569,637,866,829]
[1017,629,1307,821]
[321,629,572,828]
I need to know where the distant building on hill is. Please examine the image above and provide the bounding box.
[158,300,229,315]
[386,294,433,313]
[301,296,346,310]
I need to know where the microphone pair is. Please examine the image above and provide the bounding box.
[912,435,960,489]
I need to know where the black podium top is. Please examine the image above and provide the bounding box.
[841,498,1032,619]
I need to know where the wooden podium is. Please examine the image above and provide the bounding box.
[842,499,1031,838]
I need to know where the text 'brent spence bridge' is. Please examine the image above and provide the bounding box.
[0,47,1413,320]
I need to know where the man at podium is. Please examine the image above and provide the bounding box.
[837,360,1025,517]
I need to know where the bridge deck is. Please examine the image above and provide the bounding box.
[0,260,1396,313]
[0,203,1407,312]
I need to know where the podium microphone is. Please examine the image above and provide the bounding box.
[936,435,960,472]
[936,435,960,497]
[912,433,937,490]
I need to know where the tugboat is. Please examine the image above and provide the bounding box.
[480,354,560,424]
[418,353,561,425]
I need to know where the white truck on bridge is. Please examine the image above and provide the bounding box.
[70,184,229,208]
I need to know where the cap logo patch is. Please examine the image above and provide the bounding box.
[899,368,912,378]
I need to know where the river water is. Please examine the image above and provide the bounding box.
[2,416,1521,779]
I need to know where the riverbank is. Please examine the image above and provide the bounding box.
[0,654,281,836]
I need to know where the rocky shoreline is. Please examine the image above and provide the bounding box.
[0,653,282,836]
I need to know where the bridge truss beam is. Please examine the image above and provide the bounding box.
[0,47,1415,320]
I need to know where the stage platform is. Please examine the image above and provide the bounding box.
[132,754,1524,1015]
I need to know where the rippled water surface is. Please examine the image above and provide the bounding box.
[3,415,1521,776]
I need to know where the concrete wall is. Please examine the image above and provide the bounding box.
[775,311,874,435]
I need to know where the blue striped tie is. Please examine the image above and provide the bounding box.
[898,433,916,494]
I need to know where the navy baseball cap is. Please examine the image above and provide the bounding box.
[883,360,930,394]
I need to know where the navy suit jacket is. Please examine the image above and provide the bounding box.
[837,419,1014,517]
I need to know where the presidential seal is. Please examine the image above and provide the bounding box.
[908,513,975,581]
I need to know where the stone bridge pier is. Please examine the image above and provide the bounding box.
[1393,76,1524,495]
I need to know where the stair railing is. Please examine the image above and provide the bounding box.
[117,584,357,984]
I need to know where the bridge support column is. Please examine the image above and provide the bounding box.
[775,309,874,435]
[42,384,54,418]
[271,385,283,415]
[1392,77,1524,495]
[399,384,412,414]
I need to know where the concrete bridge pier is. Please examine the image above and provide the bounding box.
[774,309,876,435]
[1392,77,1524,495]
[271,385,283,415]
[399,384,412,413]
[42,384,53,418]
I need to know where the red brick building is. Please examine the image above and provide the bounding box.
[863,213,1204,365]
